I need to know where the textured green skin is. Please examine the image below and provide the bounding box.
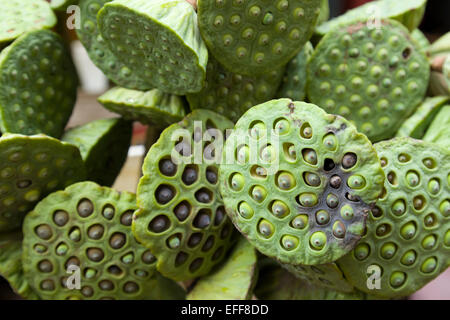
[396,96,449,139]
[307,19,429,142]
[0,0,57,44]
[410,29,430,54]
[76,0,148,90]
[98,0,207,95]
[98,87,186,128]
[187,237,257,300]
[316,0,426,36]
[337,138,450,298]
[276,42,313,102]
[0,232,40,299]
[219,99,385,265]
[255,264,365,300]
[198,0,321,76]
[62,118,132,187]
[48,0,79,11]
[22,181,185,300]
[0,29,78,137]
[187,56,284,123]
[0,134,86,233]
[133,110,236,281]
[423,105,450,150]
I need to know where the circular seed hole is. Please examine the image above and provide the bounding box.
[155,184,176,205]
[148,215,171,233]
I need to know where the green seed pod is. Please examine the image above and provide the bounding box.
[0,30,78,137]
[220,99,384,265]
[98,0,207,94]
[308,19,429,142]
[22,181,185,300]
[423,105,450,151]
[133,110,236,281]
[337,137,450,299]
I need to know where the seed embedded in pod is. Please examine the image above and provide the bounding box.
[302,149,318,165]
[53,210,69,227]
[274,118,290,135]
[421,234,437,250]
[195,188,212,203]
[214,206,225,225]
[69,227,81,242]
[99,280,114,291]
[277,172,296,190]
[38,260,53,273]
[298,193,318,207]
[440,200,450,217]
[77,198,94,217]
[148,215,170,233]
[421,257,438,273]
[182,166,198,185]
[310,231,327,251]
[167,234,181,249]
[250,121,266,139]
[202,236,215,252]
[237,145,250,163]
[406,171,420,187]
[315,210,330,225]
[56,243,68,256]
[258,219,274,238]
[380,242,397,259]
[109,232,126,249]
[174,201,191,221]
[87,248,104,262]
[155,185,175,204]
[424,214,436,227]
[121,252,134,264]
[391,199,406,216]
[445,230,450,246]
[88,224,105,240]
[342,152,357,169]
[35,224,53,240]
[159,158,177,176]
[340,205,354,220]
[427,179,440,195]
[332,221,346,239]
[40,279,55,291]
[230,173,245,191]
[281,235,299,251]
[400,221,417,240]
[271,200,289,218]
[287,144,296,160]
[329,175,341,188]
[401,250,417,266]
[354,243,370,261]
[188,233,203,248]
[193,210,211,229]
[376,223,391,237]
[251,185,267,203]
[291,214,308,229]
[120,211,133,226]
[123,281,139,294]
[300,122,312,138]
[102,205,115,220]
[413,195,425,210]
[322,133,337,150]
[304,172,320,187]
[206,167,218,184]
[260,145,276,163]
[390,271,406,288]
[347,175,366,189]
[326,193,339,208]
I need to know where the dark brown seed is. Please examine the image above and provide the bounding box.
[195,188,212,203]
[38,260,53,273]
[175,252,189,266]
[342,153,357,169]
[81,286,94,297]
[159,158,177,176]
[123,281,139,294]
[202,236,215,252]
[40,279,55,291]
[120,211,133,226]
[155,185,175,204]
[174,201,191,221]
[182,167,198,185]
[35,224,53,240]
[107,265,123,275]
[329,175,341,188]
[99,280,114,291]
[109,233,126,249]
[87,248,104,262]
[141,250,156,264]
[189,258,204,272]
[188,233,203,247]
[77,198,94,217]
[193,211,211,229]
[88,224,105,239]
[148,215,170,233]
[53,210,69,226]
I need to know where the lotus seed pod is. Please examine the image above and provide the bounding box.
[0,0,57,44]
[0,29,78,137]
[276,42,314,102]
[255,263,364,300]
[410,29,430,54]
[423,105,450,150]
[337,137,450,299]
[22,181,185,300]
[0,232,40,299]
[316,0,426,36]
[187,56,284,123]
[76,0,149,90]
[219,99,384,265]
[187,237,257,300]
[396,96,449,139]
[308,19,429,142]
[62,118,132,187]
[133,110,236,281]
[197,0,321,76]
[0,134,85,232]
[48,0,79,11]
[98,0,207,94]
[317,0,330,25]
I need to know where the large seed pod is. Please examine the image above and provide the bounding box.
[337,138,450,299]
[316,0,426,36]
[0,30,78,137]
[276,42,313,102]
[187,56,284,123]
[22,181,185,300]
[133,110,236,281]
[307,19,429,142]
[219,99,384,265]
[423,105,450,150]
[62,118,132,187]
[0,134,86,233]
[396,96,449,139]
[76,0,148,90]
[0,0,56,44]
[98,87,186,128]
[254,263,365,300]
[187,237,257,300]
[0,232,39,299]
[97,0,207,95]
[197,0,321,76]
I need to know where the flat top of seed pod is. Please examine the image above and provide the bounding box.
[76,0,149,90]
[0,133,86,233]
[316,0,426,35]
[219,99,384,266]
[97,0,207,95]
[62,118,132,187]
[255,263,365,300]
[197,0,321,76]
[337,137,450,299]
[276,42,314,102]
[22,181,185,300]
[307,19,429,142]
[396,96,449,139]
[423,105,450,150]
[0,0,57,44]
[0,29,78,137]
[187,237,257,300]
[0,232,40,299]
[98,87,186,128]
[187,56,284,123]
[133,109,236,281]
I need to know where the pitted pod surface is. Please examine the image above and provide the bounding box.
[219,99,384,265]
[337,138,450,299]
[197,0,321,76]
[22,181,185,300]
[98,0,208,94]
[133,110,236,281]
[307,19,429,142]
[0,134,85,233]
